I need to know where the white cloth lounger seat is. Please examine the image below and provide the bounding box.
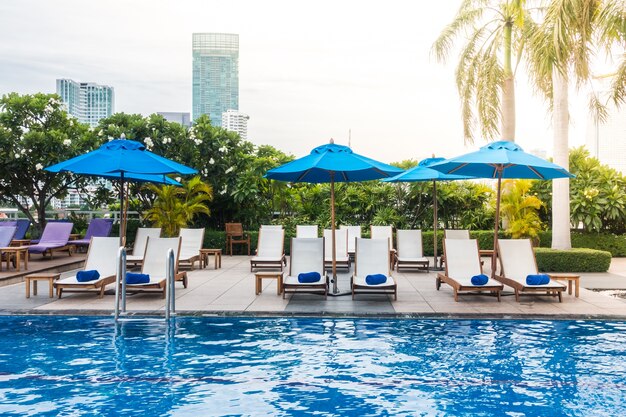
[296,225,318,238]
[436,238,503,302]
[323,229,350,269]
[282,237,327,298]
[340,225,362,257]
[370,225,396,270]
[352,238,397,300]
[496,239,566,302]
[395,229,429,271]
[439,229,470,268]
[177,228,205,275]
[124,237,182,298]
[54,237,120,298]
[126,228,161,265]
[250,228,286,271]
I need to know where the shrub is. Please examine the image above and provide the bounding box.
[534,247,611,272]
[538,231,626,257]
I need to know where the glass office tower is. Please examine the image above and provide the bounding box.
[56,79,114,127]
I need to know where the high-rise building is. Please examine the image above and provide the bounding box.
[585,77,626,174]
[222,109,249,140]
[192,33,239,126]
[157,112,192,127]
[56,79,114,127]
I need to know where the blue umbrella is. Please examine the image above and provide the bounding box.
[265,140,403,293]
[383,157,474,270]
[45,139,197,245]
[429,140,573,277]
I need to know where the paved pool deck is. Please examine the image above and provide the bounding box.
[0,254,625,319]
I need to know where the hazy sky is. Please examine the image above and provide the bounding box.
[0,0,595,163]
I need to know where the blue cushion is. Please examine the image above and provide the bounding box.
[76,270,100,282]
[298,271,321,283]
[526,274,550,285]
[365,274,387,285]
[126,273,150,284]
[471,274,489,285]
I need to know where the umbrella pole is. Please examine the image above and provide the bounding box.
[433,180,438,270]
[119,175,125,248]
[491,168,503,278]
[330,173,338,294]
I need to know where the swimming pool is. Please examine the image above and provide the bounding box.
[0,316,624,416]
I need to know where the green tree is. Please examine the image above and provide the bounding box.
[432,0,533,142]
[500,179,544,241]
[143,176,212,236]
[0,93,99,233]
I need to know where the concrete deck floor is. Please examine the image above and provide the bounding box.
[0,254,624,319]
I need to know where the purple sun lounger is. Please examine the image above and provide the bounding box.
[28,222,74,259]
[72,219,114,248]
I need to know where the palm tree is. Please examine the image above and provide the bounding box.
[526,0,626,249]
[432,0,533,142]
[500,179,544,242]
[144,176,213,237]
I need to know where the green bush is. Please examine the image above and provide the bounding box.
[538,231,626,257]
[534,247,611,272]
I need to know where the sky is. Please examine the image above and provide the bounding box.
[0,0,597,164]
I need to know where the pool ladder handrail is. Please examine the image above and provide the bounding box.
[114,246,176,322]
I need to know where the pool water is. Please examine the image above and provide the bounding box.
[0,317,624,416]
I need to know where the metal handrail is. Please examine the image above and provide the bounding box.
[165,248,176,320]
[114,246,127,322]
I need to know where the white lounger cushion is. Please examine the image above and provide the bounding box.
[444,239,500,287]
[396,230,427,260]
[128,228,161,261]
[296,225,318,238]
[340,225,362,253]
[498,239,566,289]
[354,238,393,286]
[179,228,205,261]
[254,228,284,259]
[56,237,120,284]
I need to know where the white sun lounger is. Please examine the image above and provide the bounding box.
[126,227,161,267]
[340,225,361,258]
[250,227,286,271]
[352,238,397,300]
[395,229,429,272]
[282,237,328,299]
[496,239,566,302]
[178,228,205,272]
[124,236,183,298]
[436,239,503,302]
[324,228,350,270]
[54,237,120,298]
[296,225,318,238]
[370,225,395,269]
[439,229,471,268]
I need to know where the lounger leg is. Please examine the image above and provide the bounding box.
[515,290,520,302]
[58,288,63,299]
[454,289,458,302]
[558,291,562,303]
[99,286,105,299]
[497,291,501,302]
[436,277,441,290]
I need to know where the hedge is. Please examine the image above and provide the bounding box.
[534,247,612,272]
[538,231,626,257]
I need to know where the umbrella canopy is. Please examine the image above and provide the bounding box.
[383,157,473,270]
[45,139,197,245]
[265,141,403,293]
[429,140,573,277]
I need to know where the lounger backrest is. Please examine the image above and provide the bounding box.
[142,237,181,280]
[0,226,17,247]
[396,229,424,258]
[355,238,390,277]
[296,225,318,238]
[84,218,113,239]
[443,238,482,280]
[261,225,283,230]
[323,229,348,258]
[179,228,205,259]
[497,239,538,279]
[84,237,120,277]
[444,229,470,239]
[14,219,30,240]
[132,228,161,255]
[289,238,324,276]
[257,228,284,257]
[371,225,394,249]
[341,225,362,253]
[40,222,73,245]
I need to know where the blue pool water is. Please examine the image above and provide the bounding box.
[0,317,624,416]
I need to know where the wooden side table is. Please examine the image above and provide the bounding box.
[548,273,580,297]
[25,273,61,298]
[200,248,222,269]
[1,246,29,271]
[255,271,284,295]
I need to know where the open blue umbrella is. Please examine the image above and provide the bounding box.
[383,157,473,270]
[45,139,197,245]
[265,140,403,293]
[429,140,573,277]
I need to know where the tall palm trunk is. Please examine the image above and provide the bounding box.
[551,69,571,250]
[501,21,516,141]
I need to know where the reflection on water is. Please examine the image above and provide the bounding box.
[0,317,624,416]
